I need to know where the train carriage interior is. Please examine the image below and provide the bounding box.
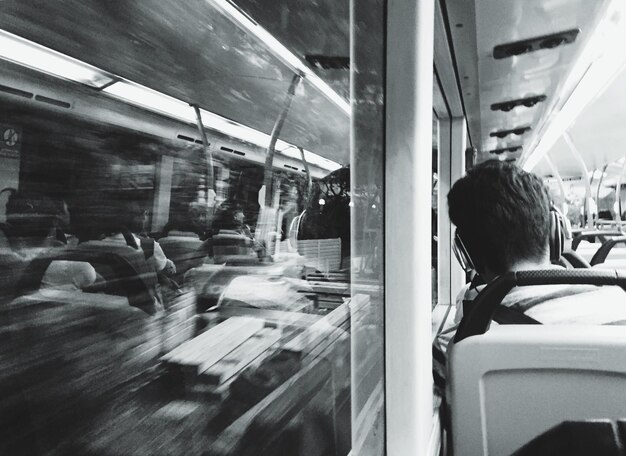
[3,0,626,455]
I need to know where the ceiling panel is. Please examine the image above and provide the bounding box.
[234,0,349,99]
[541,66,626,178]
[0,0,350,164]
[446,0,609,164]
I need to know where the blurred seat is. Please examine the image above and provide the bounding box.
[0,248,163,454]
[158,230,207,279]
[18,243,161,314]
[212,230,258,263]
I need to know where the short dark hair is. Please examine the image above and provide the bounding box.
[448,160,551,273]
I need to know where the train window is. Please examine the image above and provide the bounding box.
[0,1,384,455]
[432,114,439,309]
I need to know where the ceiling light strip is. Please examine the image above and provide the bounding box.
[103,80,341,171]
[0,28,342,171]
[0,29,115,88]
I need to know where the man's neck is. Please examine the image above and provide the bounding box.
[510,258,552,271]
[483,256,551,282]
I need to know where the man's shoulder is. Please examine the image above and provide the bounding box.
[506,285,626,325]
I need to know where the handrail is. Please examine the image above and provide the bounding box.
[571,230,625,250]
[263,73,303,206]
[590,235,626,266]
[561,249,591,268]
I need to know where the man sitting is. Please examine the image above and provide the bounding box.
[433,160,626,389]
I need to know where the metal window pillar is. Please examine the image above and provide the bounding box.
[437,117,467,306]
[545,155,568,215]
[385,0,434,454]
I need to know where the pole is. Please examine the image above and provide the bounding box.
[298,146,312,201]
[263,72,303,206]
[615,157,626,223]
[595,164,608,224]
[192,104,214,203]
[563,132,593,228]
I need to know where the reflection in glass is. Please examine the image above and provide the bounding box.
[432,115,439,308]
[0,1,385,455]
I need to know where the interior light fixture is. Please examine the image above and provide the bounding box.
[105,80,273,148]
[281,146,342,171]
[0,29,115,88]
[208,0,350,115]
[104,81,197,122]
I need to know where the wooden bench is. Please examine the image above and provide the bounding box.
[161,316,280,395]
[209,300,354,456]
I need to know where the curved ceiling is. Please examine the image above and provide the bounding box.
[535,64,626,179]
[445,0,611,164]
[0,0,350,164]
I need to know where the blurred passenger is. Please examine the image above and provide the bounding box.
[433,160,626,390]
[2,189,65,259]
[0,190,68,302]
[211,200,265,259]
[118,199,176,277]
[74,196,174,276]
[212,201,253,237]
[188,201,211,240]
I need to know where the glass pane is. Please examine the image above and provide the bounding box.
[351,1,386,454]
[0,1,384,454]
[432,115,440,309]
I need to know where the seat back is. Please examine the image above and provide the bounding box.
[212,230,257,262]
[158,234,206,277]
[296,238,342,272]
[448,325,626,456]
[0,285,160,454]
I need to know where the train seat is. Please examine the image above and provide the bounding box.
[212,230,257,262]
[41,259,98,291]
[158,232,207,277]
[448,325,626,456]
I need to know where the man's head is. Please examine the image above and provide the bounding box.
[448,160,551,277]
[188,202,209,232]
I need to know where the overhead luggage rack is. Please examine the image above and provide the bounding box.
[490,95,547,112]
[493,29,579,59]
